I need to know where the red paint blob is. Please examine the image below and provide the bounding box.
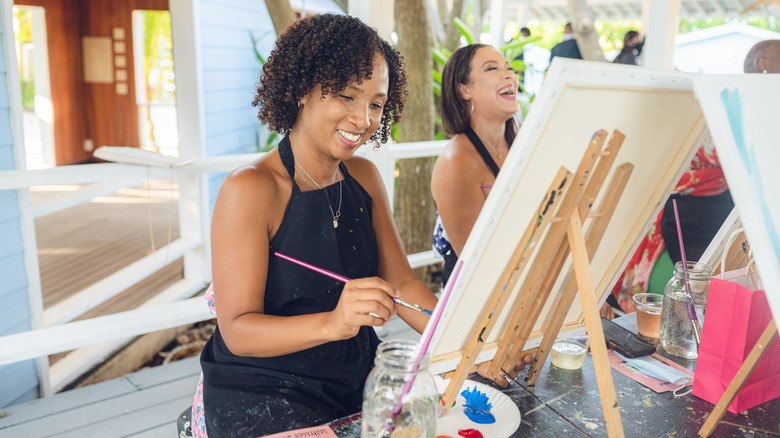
[458,429,484,438]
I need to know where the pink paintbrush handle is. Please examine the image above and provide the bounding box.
[390,261,464,419]
[273,252,351,283]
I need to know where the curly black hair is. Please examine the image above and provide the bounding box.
[252,14,407,144]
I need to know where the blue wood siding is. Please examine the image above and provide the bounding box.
[199,0,276,206]
[0,10,38,408]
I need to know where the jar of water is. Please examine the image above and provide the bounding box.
[361,339,437,438]
[660,261,712,360]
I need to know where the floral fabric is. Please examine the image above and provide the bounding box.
[611,136,728,312]
[191,283,215,438]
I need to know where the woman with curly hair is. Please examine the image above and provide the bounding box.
[190,14,437,437]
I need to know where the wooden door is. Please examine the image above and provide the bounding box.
[13,0,169,165]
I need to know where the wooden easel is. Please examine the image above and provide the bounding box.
[698,317,778,436]
[439,130,633,438]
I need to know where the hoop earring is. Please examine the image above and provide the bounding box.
[298,102,303,108]
[470,101,474,114]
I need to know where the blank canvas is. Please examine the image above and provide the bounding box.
[425,59,708,374]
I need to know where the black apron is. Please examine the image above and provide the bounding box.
[200,136,380,437]
[440,127,501,285]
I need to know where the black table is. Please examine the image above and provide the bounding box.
[327,314,780,437]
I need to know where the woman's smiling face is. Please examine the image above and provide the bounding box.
[296,53,389,160]
[460,46,518,121]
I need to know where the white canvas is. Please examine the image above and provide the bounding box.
[692,75,780,323]
[425,59,708,374]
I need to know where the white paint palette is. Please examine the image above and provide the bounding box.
[435,379,521,438]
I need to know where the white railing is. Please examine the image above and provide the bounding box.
[0,140,447,383]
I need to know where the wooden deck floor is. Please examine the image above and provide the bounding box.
[0,357,200,437]
[32,179,182,310]
[31,180,185,366]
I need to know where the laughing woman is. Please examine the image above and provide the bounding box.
[432,44,520,286]
[430,44,533,383]
[191,14,437,437]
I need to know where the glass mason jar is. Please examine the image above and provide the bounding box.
[361,339,437,438]
[660,261,712,360]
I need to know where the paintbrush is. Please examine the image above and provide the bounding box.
[273,252,433,316]
[672,199,702,346]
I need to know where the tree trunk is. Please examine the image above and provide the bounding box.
[394,0,437,284]
[441,0,466,51]
[569,0,606,62]
[264,0,296,37]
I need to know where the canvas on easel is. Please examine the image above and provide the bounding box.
[424,59,707,374]
[690,75,780,437]
[421,59,710,436]
[691,75,780,326]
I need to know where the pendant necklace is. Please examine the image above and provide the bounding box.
[295,160,342,228]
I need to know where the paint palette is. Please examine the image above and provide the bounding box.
[435,379,521,438]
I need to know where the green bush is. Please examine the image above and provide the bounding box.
[20,78,35,111]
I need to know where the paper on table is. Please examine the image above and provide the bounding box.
[260,425,337,438]
[607,350,694,393]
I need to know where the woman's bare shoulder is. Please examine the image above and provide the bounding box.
[342,154,384,197]
[434,134,482,174]
[216,149,289,211]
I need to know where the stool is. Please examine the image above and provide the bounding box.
[177,406,193,437]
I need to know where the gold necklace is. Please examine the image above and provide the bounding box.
[295,160,343,229]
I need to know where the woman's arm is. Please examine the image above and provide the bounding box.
[211,159,397,357]
[348,157,439,334]
[431,138,492,256]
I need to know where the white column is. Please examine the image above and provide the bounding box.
[515,0,531,29]
[170,0,210,283]
[642,0,679,70]
[490,0,504,46]
[1,0,52,397]
[30,7,55,169]
[349,0,395,42]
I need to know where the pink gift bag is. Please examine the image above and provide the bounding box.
[692,270,780,413]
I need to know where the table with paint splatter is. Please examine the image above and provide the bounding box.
[327,314,780,437]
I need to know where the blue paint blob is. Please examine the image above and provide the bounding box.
[460,386,496,424]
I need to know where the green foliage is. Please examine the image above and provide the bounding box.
[12,7,32,44]
[250,31,269,65]
[141,11,174,103]
[453,17,476,45]
[13,5,35,111]
[433,48,450,67]
[521,22,565,50]
[391,122,401,143]
[679,16,779,33]
[257,131,279,152]
[20,78,35,111]
[501,35,541,63]
[250,31,282,152]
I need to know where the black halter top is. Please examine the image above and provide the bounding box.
[200,136,380,436]
[465,127,500,177]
